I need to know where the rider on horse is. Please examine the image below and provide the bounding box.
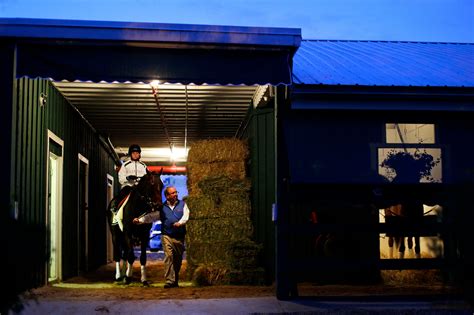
[110,144,150,283]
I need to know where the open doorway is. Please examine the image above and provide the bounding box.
[46,130,64,283]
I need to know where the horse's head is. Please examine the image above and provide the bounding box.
[135,168,164,212]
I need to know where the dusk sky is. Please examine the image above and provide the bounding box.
[1,0,473,43]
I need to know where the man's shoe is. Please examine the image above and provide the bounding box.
[164,283,173,289]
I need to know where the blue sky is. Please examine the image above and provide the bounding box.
[1,0,473,42]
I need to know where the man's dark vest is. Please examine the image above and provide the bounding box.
[161,200,186,239]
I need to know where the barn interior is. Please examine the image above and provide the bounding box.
[52,80,268,164]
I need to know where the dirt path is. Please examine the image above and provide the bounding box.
[28,260,462,301]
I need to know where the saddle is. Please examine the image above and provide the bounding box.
[111,194,131,231]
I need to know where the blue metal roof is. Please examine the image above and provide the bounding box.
[293,40,474,87]
[0,18,301,48]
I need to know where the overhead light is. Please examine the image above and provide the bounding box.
[150,80,160,88]
[170,146,189,162]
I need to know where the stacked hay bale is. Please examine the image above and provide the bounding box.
[185,139,264,285]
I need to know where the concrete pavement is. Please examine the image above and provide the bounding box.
[15,296,472,314]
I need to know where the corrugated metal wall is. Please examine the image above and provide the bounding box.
[241,106,276,283]
[11,77,117,285]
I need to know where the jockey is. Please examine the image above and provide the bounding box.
[117,144,149,199]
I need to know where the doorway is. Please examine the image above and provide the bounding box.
[78,154,89,273]
[46,131,63,283]
[106,174,114,263]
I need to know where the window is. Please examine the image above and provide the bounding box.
[379,123,441,183]
[385,123,435,144]
[379,123,443,261]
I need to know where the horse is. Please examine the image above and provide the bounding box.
[384,204,417,259]
[107,170,163,285]
[384,203,439,259]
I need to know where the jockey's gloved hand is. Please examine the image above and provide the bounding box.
[126,175,138,181]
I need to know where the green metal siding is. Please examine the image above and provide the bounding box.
[241,106,276,283]
[11,78,117,285]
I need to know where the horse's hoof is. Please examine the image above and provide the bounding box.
[123,276,132,285]
[142,280,150,287]
[114,277,122,283]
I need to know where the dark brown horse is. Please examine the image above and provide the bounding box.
[107,171,163,285]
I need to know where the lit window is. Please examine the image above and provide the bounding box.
[386,123,435,144]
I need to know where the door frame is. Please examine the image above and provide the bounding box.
[106,173,114,263]
[78,153,89,272]
[46,130,64,283]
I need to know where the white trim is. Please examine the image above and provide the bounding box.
[46,130,64,283]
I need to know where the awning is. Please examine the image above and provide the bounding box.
[16,42,293,85]
[3,18,301,85]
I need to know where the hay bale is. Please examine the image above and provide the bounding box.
[187,194,251,219]
[188,162,247,195]
[185,138,261,285]
[185,238,263,283]
[185,240,232,266]
[197,175,251,197]
[186,196,218,219]
[220,194,251,217]
[188,139,249,163]
[229,239,262,269]
[192,264,230,286]
[186,217,254,242]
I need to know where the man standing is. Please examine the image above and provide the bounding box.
[134,185,189,288]
[161,186,189,288]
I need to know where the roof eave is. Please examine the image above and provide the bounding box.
[0,17,302,49]
[292,84,474,98]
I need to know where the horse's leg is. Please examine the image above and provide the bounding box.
[140,233,149,286]
[122,233,135,284]
[398,237,405,259]
[414,236,421,259]
[388,236,394,258]
[111,225,125,281]
[407,236,414,258]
